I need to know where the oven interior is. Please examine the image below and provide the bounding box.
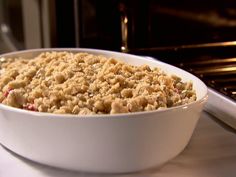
[0,0,236,102]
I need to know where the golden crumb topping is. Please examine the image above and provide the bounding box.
[0,52,196,115]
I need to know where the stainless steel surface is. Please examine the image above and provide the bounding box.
[0,1,21,51]
[0,0,56,51]
[130,41,236,52]
[0,35,10,53]
[0,24,19,51]
[194,66,236,74]
[41,0,56,48]
[74,0,80,47]
[180,57,236,66]
[22,0,42,49]
[119,2,128,52]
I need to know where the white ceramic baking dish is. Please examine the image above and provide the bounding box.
[0,48,208,173]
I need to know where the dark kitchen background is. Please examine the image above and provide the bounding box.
[0,0,236,101]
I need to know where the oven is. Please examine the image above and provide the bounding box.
[0,0,236,101]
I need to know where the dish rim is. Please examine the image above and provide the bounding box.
[0,48,208,119]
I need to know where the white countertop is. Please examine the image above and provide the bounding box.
[0,111,236,177]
